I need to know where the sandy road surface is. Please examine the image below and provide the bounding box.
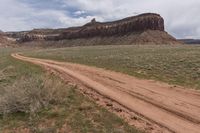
[12,53,200,133]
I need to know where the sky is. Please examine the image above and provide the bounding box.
[0,0,200,39]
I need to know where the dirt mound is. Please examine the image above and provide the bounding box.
[134,30,179,44]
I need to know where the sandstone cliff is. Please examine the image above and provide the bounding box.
[59,13,165,39]
[6,13,180,45]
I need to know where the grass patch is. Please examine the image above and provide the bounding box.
[0,47,140,133]
[25,45,200,90]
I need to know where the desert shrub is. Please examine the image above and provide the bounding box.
[0,74,68,116]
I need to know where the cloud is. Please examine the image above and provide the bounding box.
[0,0,200,38]
[73,11,86,16]
[0,0,103,31]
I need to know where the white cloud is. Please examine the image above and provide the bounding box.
[73,10,86,16]
[0,0,103,31]
[0,0,33,31]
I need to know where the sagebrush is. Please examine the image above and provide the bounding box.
[0,74,68,116]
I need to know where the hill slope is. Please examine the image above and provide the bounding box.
[0,34,8,47]
[0,32,16,47]
[6,13,180,46]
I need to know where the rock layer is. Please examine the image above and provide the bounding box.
[60,13,164,39]
[6,13,180,45]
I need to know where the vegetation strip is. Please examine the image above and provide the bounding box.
[13,53,200,133]
[0,48,139,133]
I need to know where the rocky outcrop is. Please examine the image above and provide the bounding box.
[60,13,164,39]
[5,13,180,45]
[0,32,15,47]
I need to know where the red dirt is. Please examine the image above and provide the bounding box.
[12,53,200,133]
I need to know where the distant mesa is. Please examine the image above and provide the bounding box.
[178,39,200,44]
[5,13,181,46]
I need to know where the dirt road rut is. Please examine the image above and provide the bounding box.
[12,53,200,133]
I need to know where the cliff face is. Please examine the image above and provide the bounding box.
[5,13,180,45]
[60,13,164,39]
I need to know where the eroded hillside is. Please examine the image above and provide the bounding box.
[5,13,180,46]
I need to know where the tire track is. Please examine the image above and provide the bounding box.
[12,53,200,133]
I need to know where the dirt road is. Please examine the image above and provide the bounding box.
[12,53,200,133]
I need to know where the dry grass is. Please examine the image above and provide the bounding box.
[0,48,140,133]
[25,45,200,90]
[0,74,67,116]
